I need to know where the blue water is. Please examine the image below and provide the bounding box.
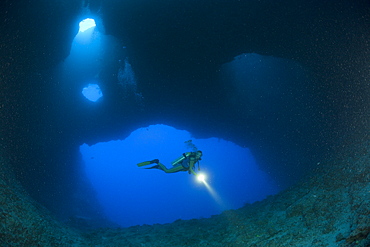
[80,124,279,227]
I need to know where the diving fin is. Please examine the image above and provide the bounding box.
[137,159,159,167]
[137,161,151,167]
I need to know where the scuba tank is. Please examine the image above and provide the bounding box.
[171,152,191,166]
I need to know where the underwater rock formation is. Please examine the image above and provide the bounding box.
[1,0,369,246]
[0,155,85,246]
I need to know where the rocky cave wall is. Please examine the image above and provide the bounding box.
[0,0,369,221]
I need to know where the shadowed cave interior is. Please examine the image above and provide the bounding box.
[1,0,370,246]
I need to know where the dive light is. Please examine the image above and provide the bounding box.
[197,173,206,183]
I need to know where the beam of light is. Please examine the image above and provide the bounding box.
[196,173,225,209]
[202,180,224,207]
[79,18,96,32]
[82,83,103,102]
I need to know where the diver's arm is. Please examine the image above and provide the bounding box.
[189,166,198,176]
[188,159,198,176]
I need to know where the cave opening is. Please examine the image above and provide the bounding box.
[82,83,103,102]
[79,124,279,227]
[78,18,96,33]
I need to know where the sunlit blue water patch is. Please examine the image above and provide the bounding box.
[82,83,103,102]
[80,124,280,227]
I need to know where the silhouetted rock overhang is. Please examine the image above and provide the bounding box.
[0,0,369,217]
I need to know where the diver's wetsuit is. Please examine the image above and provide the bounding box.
[138,151,202,176]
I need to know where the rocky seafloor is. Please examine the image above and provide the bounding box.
[1,143,370,247]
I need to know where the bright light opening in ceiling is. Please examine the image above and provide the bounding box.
[82,83,103,102]
[79,18,96,32]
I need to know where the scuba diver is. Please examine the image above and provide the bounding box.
[137,150,202,176]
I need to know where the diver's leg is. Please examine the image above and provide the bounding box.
[158,164,185,173]
[143,162,167,171]
[140,160,184,173]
